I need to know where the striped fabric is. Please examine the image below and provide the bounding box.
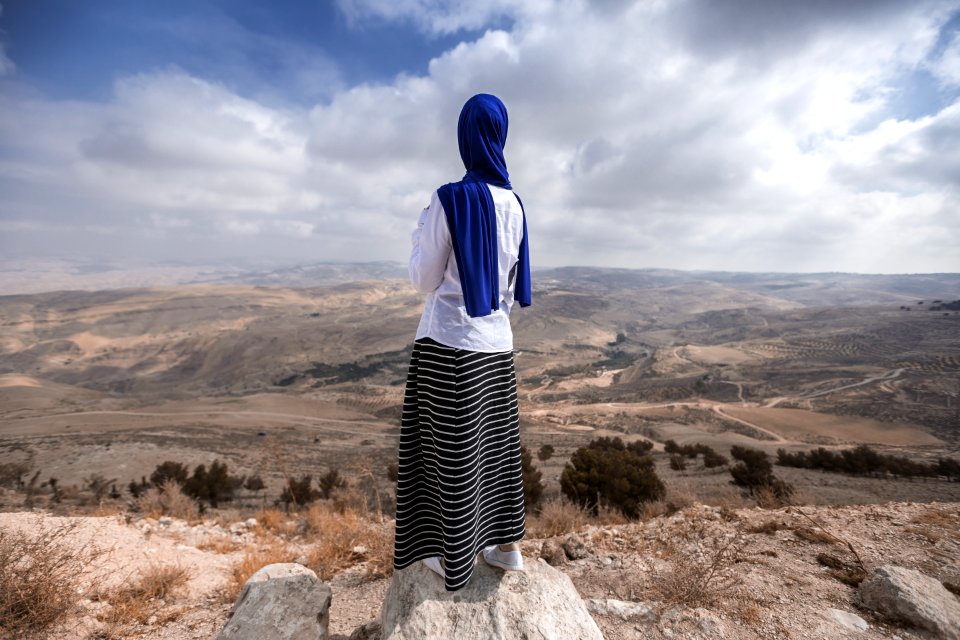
[393,336,526,591]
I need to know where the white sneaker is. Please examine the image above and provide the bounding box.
[482,545,523,570]
[422,556,445,578]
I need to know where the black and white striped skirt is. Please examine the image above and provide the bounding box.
[392,336,526,591]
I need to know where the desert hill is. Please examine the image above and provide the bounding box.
[0,265,958,502]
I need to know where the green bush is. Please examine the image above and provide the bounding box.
[560,436,665,519]
[281,475,319,509]
[182,460,241,508]
[150,461,189,487]
[520,445,545,512]
[537,444,555,462]
[729,446,793,502]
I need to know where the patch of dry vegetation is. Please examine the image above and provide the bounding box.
[0,518,104,638]
[527,496,590,537]
[303,502,394,581]
[223,543,299,603]
[95,563,191,633]
[644,517,749,611]
[135,479,199,521]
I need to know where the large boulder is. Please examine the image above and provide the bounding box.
[379,557,604,640]
[217,563,333,640]
[859,564,960,640]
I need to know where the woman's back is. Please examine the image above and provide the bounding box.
[409,183,525,352]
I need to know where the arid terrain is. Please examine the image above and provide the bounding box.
[1,264,957,507]
[0,263,958,638]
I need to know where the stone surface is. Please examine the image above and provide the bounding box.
[217,563,332,640]
[348,619,382,640]
[380,557,604,640]
[586,598,657,622]
[825,608,869,632]
[539,539,568,566]
[562,534,589,560]
[859,564,960,640]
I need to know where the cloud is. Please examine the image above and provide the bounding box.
[1,0,959,272]
[931,30,960,87]
[334,0,525,34]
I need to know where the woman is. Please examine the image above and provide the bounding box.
[392,93,532,592]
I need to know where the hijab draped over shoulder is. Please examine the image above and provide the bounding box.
[437,93,531,319]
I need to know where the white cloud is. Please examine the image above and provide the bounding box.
[931,31,960,87]
[1,0,959,272]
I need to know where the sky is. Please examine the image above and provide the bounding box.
[1,0,959,274]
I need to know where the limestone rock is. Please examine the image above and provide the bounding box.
[825,608,869,632]
[859,564,960,640]
[380,557,603,640]
[562,533,589,560]
[539,539,567,566]
[349,619,382,640]
[217,563,332,640]
[586,597,657,622]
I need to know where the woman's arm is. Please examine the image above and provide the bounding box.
[408,190,451,293]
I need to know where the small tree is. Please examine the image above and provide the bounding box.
[537,444,555,462]
[560,436,665,519]
[150,461,189,487]
[281,475,319,509]
[520,445,545,512]
[182,460,239,508]
[318,469,347,499]
[728,446,793,503]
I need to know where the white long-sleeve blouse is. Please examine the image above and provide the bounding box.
[409,184,525,352]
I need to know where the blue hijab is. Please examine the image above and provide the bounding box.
[437,94,531,318]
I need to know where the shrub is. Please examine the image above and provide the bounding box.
[281,475,319,509]
[0,518,104,637]
[520,445,545,512]
[728,446,793,504]
[669,455,687,471]
[182,460,241,508]
[527,496,589,537]
[560,436,665,519]
[150,461,189,487]
[97,563,190,628]
[135,479,199,520]
[318,469,347,499]
[702,450,728,468]
[537,444,555,462]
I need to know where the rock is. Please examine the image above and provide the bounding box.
[539,539,567,566]
[349,619,382,640]
[380,557,604,640]
[586,598,656,622]
[217,563,332,640]
[825,608,869,632]
[245,517,258,528]
[562,533,589,560]
[859,564,960,640]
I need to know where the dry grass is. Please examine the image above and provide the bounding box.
[197,535,244,554]
[910,507,959,538]
[747,520,788,535]
[222,543,298,603]
[96,563,191,630]
[702,485,751,511]
[904,525,943,543]
[253,507,294,537]
[135,480,199,522]
[792,526,841,545]
[0,518,105,638]
[302,502,393,581]
[641,517,747,610]
[527,497,590,537]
